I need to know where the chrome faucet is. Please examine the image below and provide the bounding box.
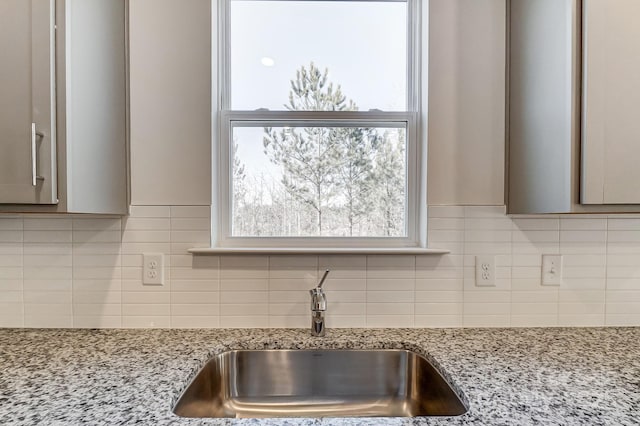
[310,270,329,337]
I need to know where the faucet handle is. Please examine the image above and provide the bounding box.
[317,269,330,289]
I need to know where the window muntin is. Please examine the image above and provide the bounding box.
[217,0,422,248]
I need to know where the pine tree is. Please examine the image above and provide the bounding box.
[263,62,354,234]
[373,130,406,236]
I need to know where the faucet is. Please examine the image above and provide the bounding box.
[309,270,329,337]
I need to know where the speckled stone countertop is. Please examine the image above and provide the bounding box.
[0,328,638,425]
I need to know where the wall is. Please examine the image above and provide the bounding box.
[1,0,639,328]
[1,206,639,328]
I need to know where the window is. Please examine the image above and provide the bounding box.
[214,0,425,249]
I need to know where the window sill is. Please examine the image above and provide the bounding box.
[188,247,450,255]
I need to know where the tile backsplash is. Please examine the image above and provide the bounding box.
[1,205,639,328]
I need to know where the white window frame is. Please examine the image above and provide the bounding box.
[212,0,427,249]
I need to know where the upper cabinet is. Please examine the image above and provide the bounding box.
[0,0,57,205]
[0,0,128,214]
[581,0,640,204]
[507,0,640,213]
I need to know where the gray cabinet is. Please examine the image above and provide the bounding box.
[0,0,128,214]
[0,0,57,204]
[507,0,640,214]
[581,0,640,204]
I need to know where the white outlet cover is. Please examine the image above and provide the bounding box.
[475,255,496,287]
[541,254,562,286]
[143,253,164,285]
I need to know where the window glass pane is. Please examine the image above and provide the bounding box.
[230,0,407,111]
[231,124,407,237]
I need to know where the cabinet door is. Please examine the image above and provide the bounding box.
[582,0,640,204]
[0,0,57,204]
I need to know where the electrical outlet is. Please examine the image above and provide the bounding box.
[541,254,562,286]
[143,253,164,285]
[475,255,496,287]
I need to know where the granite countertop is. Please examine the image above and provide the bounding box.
[0,328,638,425]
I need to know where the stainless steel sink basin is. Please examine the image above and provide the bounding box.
[173,349,468,418]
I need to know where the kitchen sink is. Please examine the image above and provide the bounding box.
[172,349,468,418]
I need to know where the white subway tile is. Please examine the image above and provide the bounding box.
[24,231,71,243]
[560,218,607,231]
[219,256,269,279]
[414,315,462,328]
[24,303,72,317]
[221,316,268,328]
[366,278,414,291]
[606,314,640,326]
[321,278,366,292]
[122,316,171,328]
[560,230,607,243]
[607,218,640,230]
[172,304,219,316]
[171,292,219,304]
[463,315,509,327]
[415,290,462,303]
[607,278,640,291]
[0,255,23,267]
[558,314,604,327]
[464,206,506,218]
[73,291,121,304]
[327,302,366,316]
[367,291,414,303]
[366,315,413,328]
[24,291,71,304]
[512,230,559,243]
[511,290,558,303]
[0,231,22,243]
[512,218,559,231]
[366,255,415,279]
[427,218,464,231]
[510,302,557,315]
[73,303,121,317]
[172,316,219,328]
[123,218,170,230]
[428,230,465,243]
[170,206,210,218]
[511,315,557,327]
[415,279,463,291]
[74,316,121,328]
[325,315,366,328]
[415,303,462,316]
[220,291,268,304]
[0,292,22,303]
[268,315,307,328]
[24,218,72,231]
[221,304,269,316]
[0,268,22,280]
[0,280,22,292]
[23,280,71,292]
[0,218,23,231]
[428,206,465,218]
[121,230,170,243]
[170,217,211,230]
[366,303,413,316]
[122,304,170,316]
[73,279,121,292]
[24,315,72,328]
[268,291,307,304]
[170,230,210,244]
[129,206,171,218]
[123,292,170,304]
